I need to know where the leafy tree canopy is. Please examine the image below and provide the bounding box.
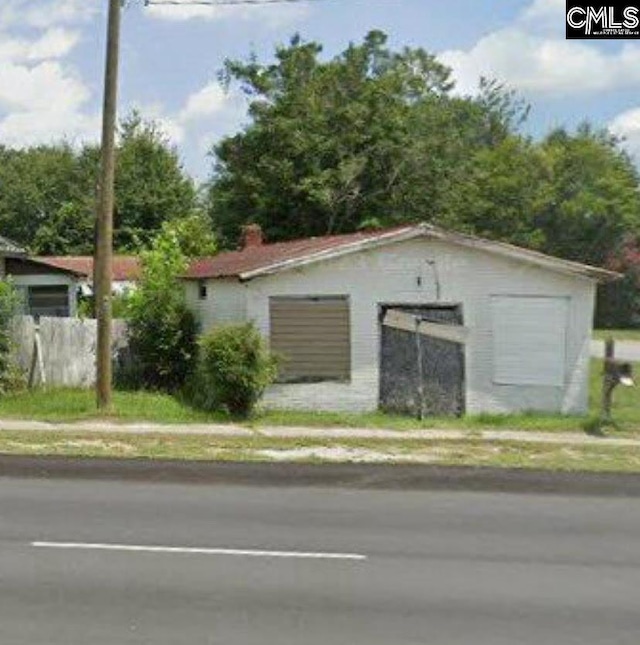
[0,111,199,255]
[208,31,521,246]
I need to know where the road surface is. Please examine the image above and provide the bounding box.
[1,477,640,644]
[591,339,640,361]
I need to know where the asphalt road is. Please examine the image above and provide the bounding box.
[1,478,640,644]
[591,339,640,361]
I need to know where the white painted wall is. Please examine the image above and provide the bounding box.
[185,277,247,334]
[191,237,596,415]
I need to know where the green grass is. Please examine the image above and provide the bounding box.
[0,359,636,435]
[0,388,229,424]
[0,431,639,473]
[593,329,640,342]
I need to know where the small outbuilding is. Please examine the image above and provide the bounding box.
[0,236,83,318]
[183,224,618,416]
[37,256,142,296]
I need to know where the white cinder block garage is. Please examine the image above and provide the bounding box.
[184,224,617,416]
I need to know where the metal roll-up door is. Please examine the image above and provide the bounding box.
[269,296,351,382]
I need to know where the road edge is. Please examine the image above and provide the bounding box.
[2,454,640,496]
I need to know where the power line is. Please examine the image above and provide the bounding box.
[144,0,327,6]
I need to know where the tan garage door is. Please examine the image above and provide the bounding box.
[269,296,351,382]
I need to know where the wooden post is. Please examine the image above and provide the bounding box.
[602,337,615,422]
[28,323,46,388]
[415,317,425,421]
[95,0,122,411]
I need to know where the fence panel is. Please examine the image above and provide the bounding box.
[11,315,129,388]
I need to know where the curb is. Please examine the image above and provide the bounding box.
[2,455,640,496]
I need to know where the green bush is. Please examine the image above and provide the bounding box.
[77,291,133,320]
[124,229,198,392]
[191,323,277,418]
[0,280,23,394]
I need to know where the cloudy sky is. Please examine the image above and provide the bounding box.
[2,0,640,180]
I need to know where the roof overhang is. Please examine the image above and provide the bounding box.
[237,226,421,281]
[423,226,621,283]
[11,257,86,278]
[237,224,620,284]
[182,223,621,284]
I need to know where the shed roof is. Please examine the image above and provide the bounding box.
[0,234,26,256]
[37,256,142,282]
[183,224,620,283]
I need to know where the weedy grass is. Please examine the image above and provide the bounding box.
[0,360,637,436]
[1,432,640,473]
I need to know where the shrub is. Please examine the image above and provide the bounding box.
[191,323,277,418]
[597,235,640,328]
[77,291,132,320]
[124,229,198,391]
[0,280,23,394]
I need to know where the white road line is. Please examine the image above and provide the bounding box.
[31,541,367,561]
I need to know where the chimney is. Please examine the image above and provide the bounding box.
[241,224,264,249]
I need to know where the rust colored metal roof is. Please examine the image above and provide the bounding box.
[37,256,142,282]
[182,223,620,284]
[184,227,416,280]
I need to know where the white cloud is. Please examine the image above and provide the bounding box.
[0,60,89,112]
[131,81,244,146]
[610,108,640,161]
[0,109,100,147]
[0,58,99,146]
[0,28,80,63]
[0,0,100,29]
[521,0,564,25]
[145,0,308,27]
[179,82,241,123]
[0,9,97,148]
[440,0,640,97]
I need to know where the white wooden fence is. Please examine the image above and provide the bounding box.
[11,316,129,388]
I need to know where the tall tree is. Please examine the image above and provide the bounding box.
[535,125,640,267]
[0,144,94,252]
[114,112,197,250]
[0,112,199,255]
[207,31,507,246]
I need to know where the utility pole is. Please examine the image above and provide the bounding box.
[95,0,122,410]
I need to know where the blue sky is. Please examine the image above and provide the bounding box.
[1,0,640,180]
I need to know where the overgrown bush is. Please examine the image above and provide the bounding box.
[0,280,23,394]
[190,323,277,418]
[597,235,640,328]
[77,291,132,320]
[124,229,198,391]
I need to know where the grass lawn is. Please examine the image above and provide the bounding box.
[1,431,640,473]
[0,359,635,435]
[593,329,640,342]
[0,360,638,471]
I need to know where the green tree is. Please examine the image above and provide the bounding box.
[207,31,508,246]
[440,135,549,249]
[0,144,95,252]
[161,212,218,258]
[114,112,198,250]
[0,112,197,255]
[535,125,640,267]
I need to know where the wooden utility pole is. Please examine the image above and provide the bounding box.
[95,0,122,410]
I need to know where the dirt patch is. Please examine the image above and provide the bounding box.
[256,446,450,464]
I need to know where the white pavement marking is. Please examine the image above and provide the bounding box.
[31,541,367,561]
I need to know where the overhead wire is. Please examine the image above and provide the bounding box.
[144,0,329,6]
